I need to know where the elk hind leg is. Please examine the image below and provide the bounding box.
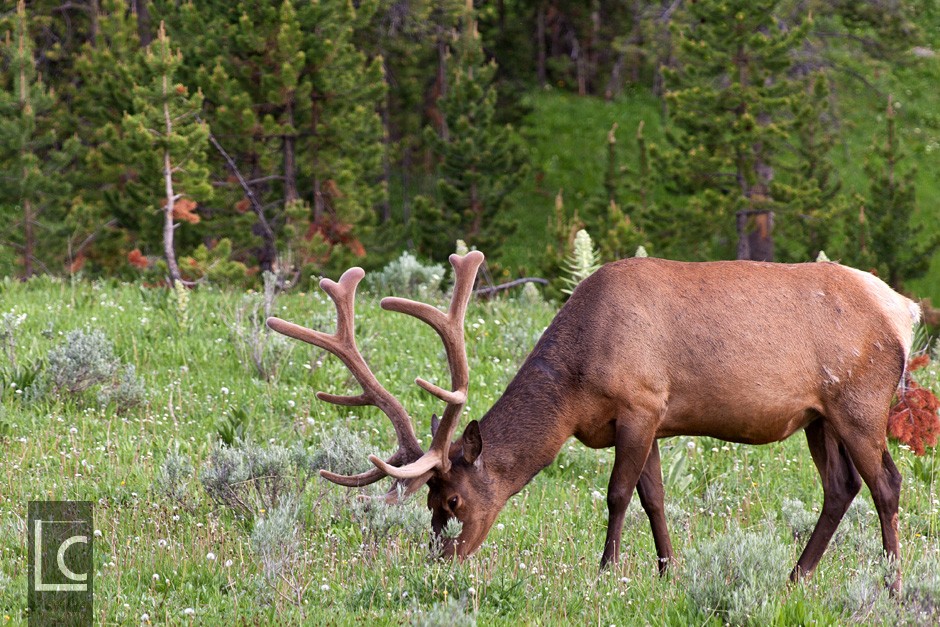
[636,440,674,575]
[790,419,861,582]
[600,417,655,569]
[831,409,903,593]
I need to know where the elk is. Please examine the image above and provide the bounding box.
[267,251,920,592]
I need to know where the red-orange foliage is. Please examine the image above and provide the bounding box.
[172,198,200,224]
[888,357,940,456]
[69,254,86,273]
[127,249,150,269]
[304,217,366,258]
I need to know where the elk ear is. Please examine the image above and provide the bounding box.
[430,413,440,437]
[461,420,483,464]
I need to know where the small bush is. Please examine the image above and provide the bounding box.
[351,491,431,552]
[779,498,817,540]
[97,364,146,412]
[199,440,314,521]
[156,446,193,502]
[684,520,789,625]
[901,554,940,623]
[412,596,476,627]
[46,328,119,395]
[366,251,446,297]
[250,496,300,582]
[310,427,373,478]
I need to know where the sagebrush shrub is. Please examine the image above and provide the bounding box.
[46,328,118,394]
[366,251,445,297]
[779,498,817,540]
[156,447,193,502]
[412,596,476,627]
[351,489,431,551]
[97,364,146,411]
[310,427,373,478]
[684,520,789,625]
[250,496,300,582]
[199,440,314,521]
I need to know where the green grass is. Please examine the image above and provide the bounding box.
[1,277,939,624]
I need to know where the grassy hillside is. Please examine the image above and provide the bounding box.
[1,279,939,624]
[504,72,940,303]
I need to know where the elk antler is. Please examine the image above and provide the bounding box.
[371,250,485,477]
[266,267,424,488]
[266,251,485,496]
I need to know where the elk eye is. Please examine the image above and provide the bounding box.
[448,496,459,511]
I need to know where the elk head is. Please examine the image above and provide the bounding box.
[266,251,494,557]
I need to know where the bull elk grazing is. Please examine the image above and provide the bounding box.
[267,251,920,592]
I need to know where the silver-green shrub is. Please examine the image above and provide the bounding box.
[779,498,817,540]
[366,251,445,297]
[199,440,314,521]
[351,489,431,551]
[310,426,373,478]
[412,596,476,627]
[684,520,789,625]
[250,495,300,582]
[46,328,119,394]
[156,446,193,502]
[97,364,146,411]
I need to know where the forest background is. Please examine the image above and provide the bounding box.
[2,0,940,303]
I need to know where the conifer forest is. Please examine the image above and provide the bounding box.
[1,0,940,297]
[3,1,940,625]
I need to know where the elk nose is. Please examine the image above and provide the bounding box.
[440,538,459,559]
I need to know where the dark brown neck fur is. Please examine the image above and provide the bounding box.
[478,353,574,499]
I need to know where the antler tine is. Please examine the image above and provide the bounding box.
[377,250,485,476]
[266,267,424,487]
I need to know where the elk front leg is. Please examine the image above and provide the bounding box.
[636,440,674,575]
[600,420,655,569]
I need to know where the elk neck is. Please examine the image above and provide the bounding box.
[476,351,578,497]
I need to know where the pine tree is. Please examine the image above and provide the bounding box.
[854,97,940,289]
[421,0,528,258]
[773,73,849,261]
[0,1,77,277]
[597,122,646,261]
[299,0,387,250]
[662,0,810,261]
[68,0,145,273]
[120,22,211,283]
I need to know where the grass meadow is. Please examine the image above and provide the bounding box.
[1,276,939,625]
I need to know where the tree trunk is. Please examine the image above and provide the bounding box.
[311,96,324,223]
[161,70,180,283]
[283,97,299,204]
[22,198,33,279]
[130,0,151,46]
[162,147,181,284]
[379,57,392,223]
[536,3,547,87]
[204,125,277,272]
